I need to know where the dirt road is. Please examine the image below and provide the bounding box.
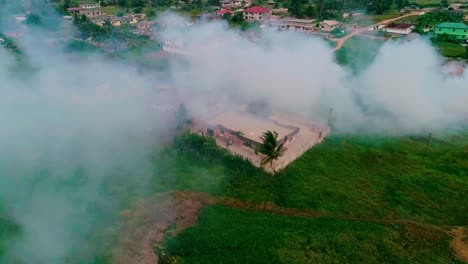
[332,11,424,51]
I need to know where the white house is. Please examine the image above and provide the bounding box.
[383,24,414,36]
[243,6,272,22]
[320,20,341,32]
[269,18,315,33]
[79,3,101,9]
[219,0,242,9]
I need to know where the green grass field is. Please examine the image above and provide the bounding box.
[335,36,386,73]
[163,206,460,264]
[347,10,402,26]
[153,133,468,226]
[437,42,467,58]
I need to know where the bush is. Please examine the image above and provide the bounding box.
[133,7,143,13]
[432,33,462,44]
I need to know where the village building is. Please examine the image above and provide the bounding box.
[80,9,106,18]
[192,110,330,171]
[132,21,154,37]
[435,22,468,40]
[79,3,101,9]
[272,7,288,14]
[382,24,414,36]
[266,0,275,8]
[67,7,82,15]
[319,20,340,32]
[216,9,234,16]
[201,111,300,151]
[67,7,106,18]
[219,0,243,9]
[269,18,315,33]
[243,6,272,22]
[137,21,152,30]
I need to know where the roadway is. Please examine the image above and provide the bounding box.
[331,11,425,51]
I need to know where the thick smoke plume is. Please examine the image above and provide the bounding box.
[160,13,467,133]
[0,4,467,264]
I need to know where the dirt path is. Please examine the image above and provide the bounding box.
[332,12,423,51]
[113,191,460,263]
[111,192,215,264]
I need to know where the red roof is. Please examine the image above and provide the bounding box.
[388,24,412,29]
[243,6,271,13]
[67,7,82,11]
[216,9,233,15]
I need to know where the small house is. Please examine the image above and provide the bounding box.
[319,20,340,32]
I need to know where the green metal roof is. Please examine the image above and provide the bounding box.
[435,22,468,29]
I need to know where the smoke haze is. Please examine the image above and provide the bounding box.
[0,4,467,263]
[159,13,467,133]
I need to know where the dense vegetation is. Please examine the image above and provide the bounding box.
[162,206,460,263]
[414,9,465,33]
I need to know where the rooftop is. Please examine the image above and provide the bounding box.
[436,22,468,29]
[387,23,413,29]
[207,112,296,143]
[321,20,340,26]
[216,9,233,15]
[244,6,271,13]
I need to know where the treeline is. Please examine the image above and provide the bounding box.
[415,9,465,28]
[413,9,465,38]
[280,0,402,19]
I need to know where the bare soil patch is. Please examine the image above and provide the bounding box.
[451,227,468,263]
[111,192,214,264]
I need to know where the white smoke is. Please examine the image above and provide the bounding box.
[0,7,467,264]
[159,13,467,133]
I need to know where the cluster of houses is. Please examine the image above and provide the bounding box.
[67,3,154,37]
[214,0,342,34]
[377,21,467,42]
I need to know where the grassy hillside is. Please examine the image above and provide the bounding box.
[1,133,466,262]
[153,133,468,226]
[163,206,460,264]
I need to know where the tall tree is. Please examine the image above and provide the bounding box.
[256,131,287,168]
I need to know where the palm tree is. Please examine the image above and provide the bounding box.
[256,130,287,168]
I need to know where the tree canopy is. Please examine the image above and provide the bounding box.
[257,131,287,168]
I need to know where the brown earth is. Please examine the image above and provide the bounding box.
[451,227,468,263]
[111,192,215,264]
[111,191,460,264]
